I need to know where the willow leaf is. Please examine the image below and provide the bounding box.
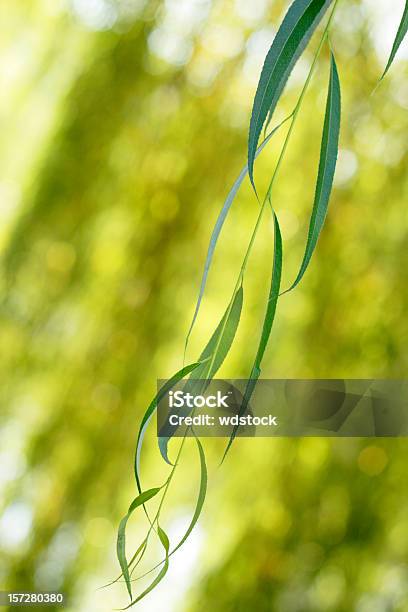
[223,212,282,461]
[193,285,244,380]
[157,525,170,554]
[285,52,340,293]
[117,488,161,600]
[166,436,206,557]
[121,526,170,610]
[127,538,148,579]
[100,537,148,590]
[128,435,207,586]
[134,360,205,493]
[159,287,243,464]
[184,116,292,357]
[381,1,408,80]
[248,0,334,189]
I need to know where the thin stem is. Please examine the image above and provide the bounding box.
[129,0,339,576]
[127,438,186,577]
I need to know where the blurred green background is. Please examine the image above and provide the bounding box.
[1,0,407,610]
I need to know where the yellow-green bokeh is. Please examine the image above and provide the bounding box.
[0,1,407,611]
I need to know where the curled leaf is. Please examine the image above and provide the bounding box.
[134,360,206,491]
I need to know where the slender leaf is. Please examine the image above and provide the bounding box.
[100,538,148,590]
[121,526,170,610]
[248,0,334,189]
[184,116,292,358]
[127,538,148,578]
[223,212,282,461]
[159,287,243,464]
[157,525,170,554]
[158,286,244,464]
[134,360,206,492]
[284,52,340,293]
[381,1,408,80]
[127,435,207,586]
[117,488,161,600]
[194,285,244,380]
[171,436,207,552]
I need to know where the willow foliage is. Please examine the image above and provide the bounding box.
[111,1,407,606]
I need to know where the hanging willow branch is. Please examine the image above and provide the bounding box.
[107,0,407,606]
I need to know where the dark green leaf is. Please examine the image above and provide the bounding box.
[248,0,334,189]
[251,212,282,368]
[381,1,408,80]
[285,52,340,293]
[223,212,282,461]
[171,436,207,552]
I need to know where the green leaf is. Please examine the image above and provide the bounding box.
[157,525,170,554]
[121,526,170,610]
[127,538,148,579]
[248,0,334,190]
[99,537,148,590]
[285,52,340,293]
[127,488,161,514]
[116,487,161,600]
[380,1,408,80]
[134,360,205,492]
[222,212,282,461]
[184,115,292,358]
[158,287,244,464]
[171,436,207,552]
[125,435,207,586]
[251,212,282,369]
[193,285,244,380]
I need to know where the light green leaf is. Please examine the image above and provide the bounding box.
[381,1,408,80]
[157,525,170,554]
[121,526,170,610]
[184,115,292,359]
[100,538,148,590]
[116,487,161,600]
[134,360,206,491]
[159,287,243,464]
[248,0,334,190]
[223,212,282,461]
[193,285,244,380]
[284,52,340,293]
[171,436,207,552]
[126,435,207,587]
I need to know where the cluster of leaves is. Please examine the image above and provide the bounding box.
[111,0,407,607]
